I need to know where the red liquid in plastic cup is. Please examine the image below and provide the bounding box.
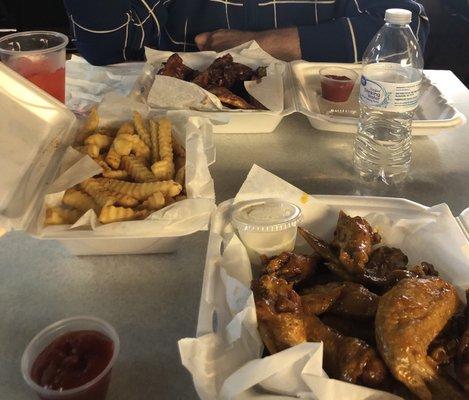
[21,317,119,400]
[319,67,358,102]
[0,31,68,102]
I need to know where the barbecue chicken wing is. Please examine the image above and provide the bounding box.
[263,252,320,286]
[456,291,469,392]
[206,86,255,109]
[304,314,389,388]
[332,211,381,275]
[157,53,196,80]
[375,277,464,399]
[252,275,306,354]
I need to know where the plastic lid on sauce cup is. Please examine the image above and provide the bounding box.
[231,198,303,232]
[21,316,120,399]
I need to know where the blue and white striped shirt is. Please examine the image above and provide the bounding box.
[63,0,429,65]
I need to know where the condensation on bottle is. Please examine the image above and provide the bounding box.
[353,8,424,184]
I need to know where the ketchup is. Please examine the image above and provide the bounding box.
[31,330,114,400]
[321,74,355,102]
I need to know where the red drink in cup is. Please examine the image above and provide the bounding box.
[21,317,119,400]
[0,31,68,102]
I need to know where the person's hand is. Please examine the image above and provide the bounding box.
[194,28,301,61]
[195,29,256,52]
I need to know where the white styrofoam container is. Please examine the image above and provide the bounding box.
[189,195,469,399]
[0,63,215,255]
[291,61,466,135]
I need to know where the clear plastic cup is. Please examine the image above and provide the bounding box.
[231,198,303,265]
[21,316,119,400]
[0,31,68,102]
[319,66,358,102]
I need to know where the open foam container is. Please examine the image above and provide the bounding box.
[0,63,216,255]
[132,41,466,135]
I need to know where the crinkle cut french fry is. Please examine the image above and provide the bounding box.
[80,178,117,208]
[102,169,128,179]
[85,134,113,158]
[99,205,134,224]
[104,123,134,169]
[130,135,150,159]
[75,107,99,144]
[133,111,151,147]
[158,118,174,165]
[175,166,185,186]
[121,155,156,182]
[142,191,165,210]
[96,178,182,200]
[151,159,173,181]
[45,206,82,225]
[63,187,99,213]
[149,120,159,164]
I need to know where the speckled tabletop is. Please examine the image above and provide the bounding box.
[0,70,468,400]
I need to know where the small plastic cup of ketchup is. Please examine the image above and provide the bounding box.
[21,316,119,400]
[319,66,358,102]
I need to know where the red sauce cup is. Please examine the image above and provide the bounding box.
[319,66,358,102]
[0,31,68,103]
[21,316,119,400]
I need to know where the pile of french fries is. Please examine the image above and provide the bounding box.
[45,109,186,226]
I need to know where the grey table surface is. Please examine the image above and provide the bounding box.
[0,70,468,400]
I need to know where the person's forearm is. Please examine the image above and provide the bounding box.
[255,28,301,62]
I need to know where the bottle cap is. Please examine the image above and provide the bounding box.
[385,8,412,25]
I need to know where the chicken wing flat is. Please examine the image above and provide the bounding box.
[332,210,381,275]
[252,275,306,354]
[375,277,464,400]
[456,291,469,392]
[157,53,196,80]
[206,86,255,109]
[263,252,320,286]
[302,282,379,320]
[363,246,409,288]
[304,314,389,388]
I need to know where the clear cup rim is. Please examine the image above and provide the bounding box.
[21,315,120,398]
[0,30,69,56]
[319,66,358,82]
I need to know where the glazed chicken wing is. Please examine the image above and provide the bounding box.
[363,246,408,288]
[332,210,381,275]
[252,275,306,354]
[304,314,389,388]
[302,282,379,320]
[263,252,320,286]
[157,53,196,80]
[456,291,469,392]
[206,86,255,109]
[375,277,464,400]
[320,314,376,345]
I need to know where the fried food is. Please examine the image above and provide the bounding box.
[304,314,389,388]
[50,112,186,226]
[252,274,306,354]
[133,111,151,147]
[160,52,267,109]
[363,246,409,287]
[263,252,319,286]
[320,314,376,345]
[332,210,381,275]
[376,277,464,400]
[151,118,174,180]
[456,291,469,392]
[45,206,83,225]
[121,155,156,183]
[62,187,99,213]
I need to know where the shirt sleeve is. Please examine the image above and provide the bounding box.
[298,0,429,62]
[62,0,166,65]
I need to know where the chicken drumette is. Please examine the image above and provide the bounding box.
[375,277,464,400]
[251,275,306,354]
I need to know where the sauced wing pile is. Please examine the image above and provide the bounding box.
[251,212,469,399]
[157,53,267,110]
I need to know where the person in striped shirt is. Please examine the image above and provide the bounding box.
[62,0,429,65]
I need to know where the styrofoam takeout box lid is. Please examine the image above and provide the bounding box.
[291,61,466,135]
[0,63,76,232]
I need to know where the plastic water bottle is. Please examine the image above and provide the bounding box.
[353,8,424,184]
